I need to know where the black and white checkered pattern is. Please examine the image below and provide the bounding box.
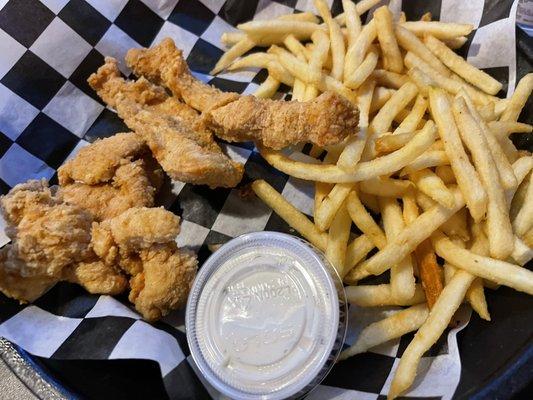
[0,1,525,399]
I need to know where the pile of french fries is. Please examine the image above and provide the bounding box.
[213,0,533,398]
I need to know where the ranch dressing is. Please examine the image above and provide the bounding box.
[186,232,347,400]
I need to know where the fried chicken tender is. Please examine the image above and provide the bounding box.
[88,58,243,188]
[1,180,93,278]
[91,207,197,321]
[129,246,197,321]
[60,160,156,221]
[63,260,128,295]
[0,247,57,302]
[126,38,359,149]
[58,132,146,185]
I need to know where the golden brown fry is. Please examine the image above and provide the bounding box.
[500,73,533,122]
[374,6,403,73]
[414,239,443,309]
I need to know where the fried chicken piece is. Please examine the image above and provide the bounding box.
[88,58,243,188]
[60,160,156,221]
[1,180,93,278]
[129,245,197,321]
[125,38,359,149]
[205,92,360,149]
[0,247,57,302]
[58,132,146,185]
[91,207,197,320]
[63,259,128,295]
[126,38,239,113]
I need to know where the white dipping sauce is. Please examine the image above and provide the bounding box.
[186,232,347,400]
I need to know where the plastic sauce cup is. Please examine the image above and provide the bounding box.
[186,232,347,400]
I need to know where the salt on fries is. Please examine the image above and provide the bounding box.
[217,2,533,398]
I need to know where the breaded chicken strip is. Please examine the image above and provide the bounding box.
[126,38,359,149]
[60,160,156,221]
[129,246,197,321]
[1,180,93,278]
[58,132,158,221]
[88,58,243,188]
[58,132,146,185]
[63,259,128,295]
[91,207,197,321]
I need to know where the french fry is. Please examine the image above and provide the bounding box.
[283,34,309,61]
[375,131,416,154]
[398,11,407,24]
[435,165,456,184]
[512,172,533,237]
[374,6,403,73]
[420,12,432,22]
[459,91,518,192]
[339,304,429,360]
[414,239,443,309]
[388,268,475,399]
[304,84,320,101]
[211,36,256,75]
[424,35,502,95]
[237,20,325,43]
[432,231,533,295]
[453,96,513,258]
[429,88,487,222]
[380,197,416,302]
[507,156,533,205]
[500,73,533,122]
[345,234,375,273]
[443,36,468,49]
[326,202,352,275]
[370,82,419,135]
[270,45,321,85]
[395,25,450,76]
[370,86,394,113]
[254,75,281,98]
[344,284,426,307]
[477,102,496,121]
[488,121,533,139]
[407,66,434,96]
[346,188,465,279]
[315,183,355,231]
[337,80,375,171]
[267,60,295,86]
[394,95,427,135]
[405,52,490,105]
[346,190,387,249]
[511,172,530,221]
[344,47,379,89]
[221,31,245,47]
[277,11,320,23]
[228,52,275,71]
[309,30,330,80]
[251,180,328,251]
[360,177,414,197]
[344,20,377,80]
[511,236,533,266]
[410,168,456,208]
[334,0,382,25]
[402,190,419,224]
[259,121,437,183]
[315,0,345,81]
[342,0,362,51]
[401,150,450,175]
[371,69,409,89]
[400,21,474,40]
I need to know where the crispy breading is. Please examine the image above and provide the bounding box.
[205,91,360,149]
[63,259,128,295]
[0,247,57,303]
[129,245,197,321]
[125,38,359,149]
[88,58,244,188]
[126,38,239,112]
[58,132,146,185]
[60,160,155,221]
[1,180,93,278]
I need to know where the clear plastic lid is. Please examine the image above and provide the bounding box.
[186,232,347,400]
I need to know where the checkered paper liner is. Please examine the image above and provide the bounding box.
[0,0,525,399]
